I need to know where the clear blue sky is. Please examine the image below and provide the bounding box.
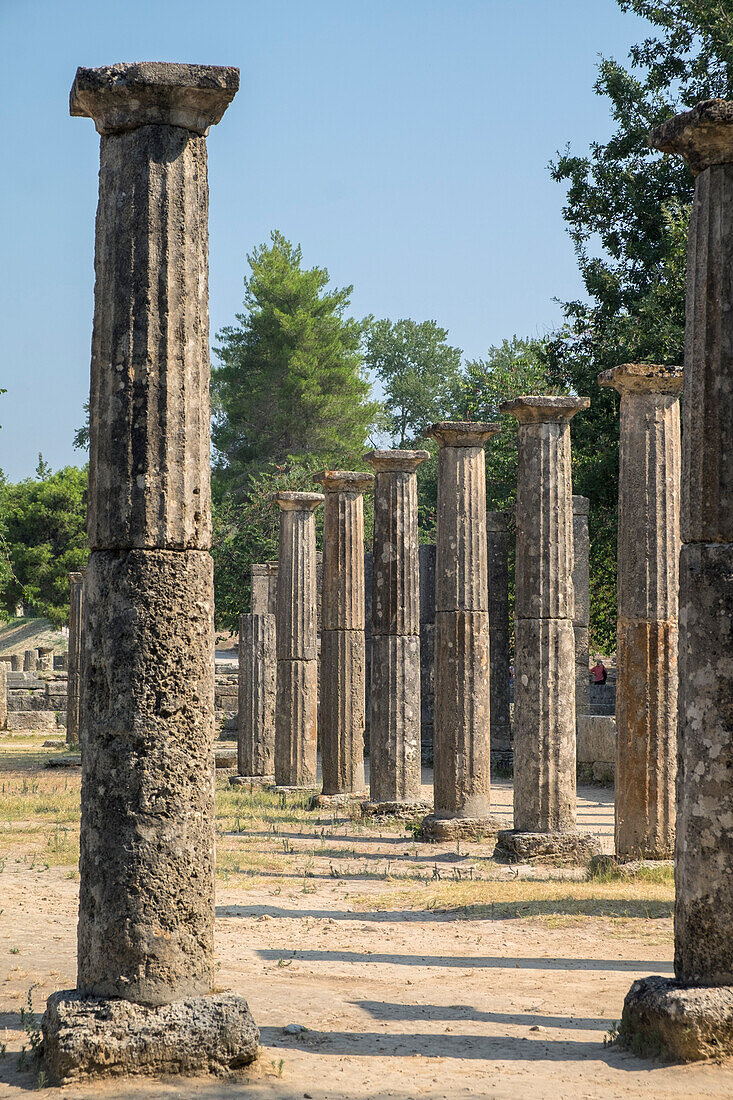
[0,0,649,481]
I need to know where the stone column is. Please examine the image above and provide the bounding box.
[42,63,258,1084]
[599,364,682,861]
[37,646,54,671]
[496,396,600,862]
[274,492,323,790]
[419,544,436,764]
[620,103,733,1060]
[486,512,512,769]
[23,649,36,672]
[0,657,6,731]
[251,562,278,615]
[314,470,373,800]
[231,564,277,786]
[10,654,22,672]
[421,423,501,839]
[572,497,591,721]
[364,450,431,814]
[66,571,84,747]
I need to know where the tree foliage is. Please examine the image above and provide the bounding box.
[0,465,89,626]
[546,0,733,652]
[364,318,463,446]
[211,232,379,496]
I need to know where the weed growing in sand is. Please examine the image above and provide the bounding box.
[9,947,19,954]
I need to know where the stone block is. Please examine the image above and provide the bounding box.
[576,714,616,764]
[6,710,58,731]
[42,989,258,1084]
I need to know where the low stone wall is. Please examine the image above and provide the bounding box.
[4,671,68,732]
[577,714,616,784]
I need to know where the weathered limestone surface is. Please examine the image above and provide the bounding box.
[368,450,428,637]
[10,654,22,672]
[422,423,499,838]
[78,549,215,1005]
[619,99,733,1061]
[367,634,423,804]
[67,571,85,747]
[0,660,6,730]
[572,497,590,720]
[37,646,54,671]
[42,991,259,1084]
[320,629,366,794]
[274,492,322,788]
[250,562,278,616]
[419,544,436,759]
[487,512,511,765]
[237,612,275,779]
[511,616,577,833]
[23,649,36,672]
[365,451,428,809]
[274,658,318,787]
[599,363,682,861]
[275,493,323,661]
[315,471,371,796]
[42,61,255,1084]
[498,396,598,861]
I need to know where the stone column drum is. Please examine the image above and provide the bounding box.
[0,657,6,731]
[496,396,600,862]
[231,563,278,786]
[23,649,36,672]
[251,561,278,616]
[599,364,682,861]
[42,63,258,1084]
[66,571,85,747]
[421,423,501,839]
[620,101,733,1060]
[486,512,512,769]
[364,450,431,815]
[314,471,373,800]
[572,497,591,721]
[274,492,323,789]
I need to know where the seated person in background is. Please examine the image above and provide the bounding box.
[591,658,607,685]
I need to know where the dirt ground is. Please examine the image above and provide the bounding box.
[1,735,732,1099]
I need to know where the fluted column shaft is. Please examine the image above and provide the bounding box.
[487,513,511,762]
[572,497,590,721]
[274,492,323,787]
[429,423,498,819]
[501,396,589,833]
[66,571,85,747]
[315,471,372,795]
[237,612,276,778]
[70,64,238,1009]
[599,364,682,861]
[366,450,428,803]
[251,562,278,615]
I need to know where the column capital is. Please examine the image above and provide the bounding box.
[572,496,590,517]
[364,449,430,473]
[500,395,590,423]
[598,362,683,396]
[70,62,239,136]
[650,99,733,174]
[68,571,84,583]
[274,491,324,513]
[313,470,374,493]
[428,421,501,448]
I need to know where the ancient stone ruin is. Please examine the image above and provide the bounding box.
[41,61,259,1082]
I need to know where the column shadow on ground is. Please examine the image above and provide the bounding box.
[256,947,673,972]
[353,1001,611,1029]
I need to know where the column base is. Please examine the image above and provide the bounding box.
[313,791,369,809]
[361,799,432,820]
[494,829,601,864]
[41,991,259,1085]
[619,975,733,1062]
[418,813,502,841]
[228,775,275,788]
[591,854,674,876]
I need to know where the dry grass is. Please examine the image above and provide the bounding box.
[0,739,675,937]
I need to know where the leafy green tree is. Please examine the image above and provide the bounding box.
[212,454,374,631]
[546,0,733,652]
[212,232,380,495]
[0,465,89,626]
[364,318,463,446]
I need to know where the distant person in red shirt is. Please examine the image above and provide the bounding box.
[591,658,607,685]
